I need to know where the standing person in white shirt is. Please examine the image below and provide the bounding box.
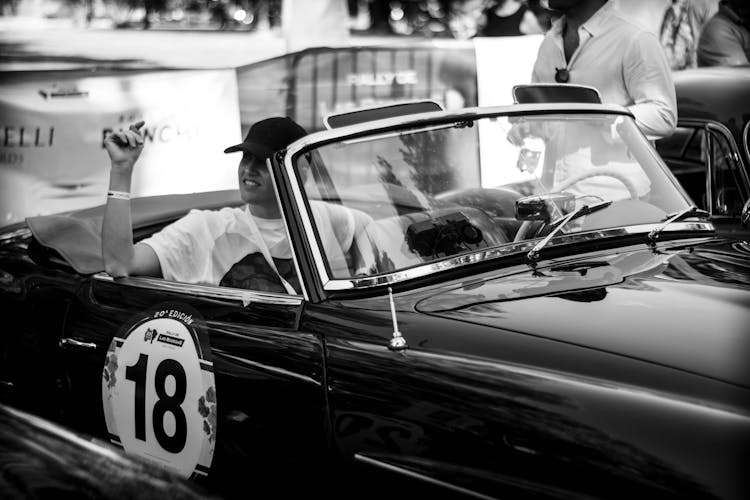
[532,0,677,140]
[102,117,368,294]
[525,0,677,202]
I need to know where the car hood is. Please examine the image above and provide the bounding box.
[417,239,750,388]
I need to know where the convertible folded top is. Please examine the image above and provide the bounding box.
[25,190,242,274]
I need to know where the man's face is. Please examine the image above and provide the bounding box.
[237,153,276,206]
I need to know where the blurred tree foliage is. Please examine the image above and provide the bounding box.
[1,0,497,36]
[142,0,168,27]
[0,0,21,15]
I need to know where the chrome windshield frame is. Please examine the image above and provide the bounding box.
[743,120,749,168]
[322,222,714,290]
[282,104,701,293]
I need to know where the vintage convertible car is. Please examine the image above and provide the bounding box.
[1,101,749,499]
[655,66,750,239]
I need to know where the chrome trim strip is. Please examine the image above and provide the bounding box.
[92,273,304,306]
[705,121,750,196]
[0,227,31,243]
[291,103,633,151]
[267,157,310,302]
[704,120,748,170]
[284,106,636,295]
[680,119,750,197]
[282,153,331,291]
[322,222,715,290]
[217,352,321,386]
[60,337,98,350]
[706,124,715,215]
[353,454,496,500]
[743,121,749,167]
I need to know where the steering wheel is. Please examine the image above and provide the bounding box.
[513,167,640,242]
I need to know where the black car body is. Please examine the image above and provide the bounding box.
[656,66,750,239]
[1,102,749,499]
[0,403,219,499]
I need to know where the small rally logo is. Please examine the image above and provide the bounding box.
[144,327,158,344]
[157,332,185,348]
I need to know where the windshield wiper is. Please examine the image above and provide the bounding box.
[647,206,710,244]
[526,200,612,263]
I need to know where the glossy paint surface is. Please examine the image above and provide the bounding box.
[320,238,750,499]
[417,241,750,386]
[0,404,218,499]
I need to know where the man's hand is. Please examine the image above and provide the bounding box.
[506,119,531,148]
[104,121,145,171]
[602,115,626,145]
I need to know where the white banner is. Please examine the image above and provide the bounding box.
[0,69,241,226]
[474,35,544,187]
[474,35,543,106]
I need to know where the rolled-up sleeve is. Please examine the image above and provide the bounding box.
[623,30,677,140]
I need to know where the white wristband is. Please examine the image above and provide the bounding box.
[107,190,130,200]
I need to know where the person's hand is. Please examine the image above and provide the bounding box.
[602,115,626,145]
[104,121,145,172]
[507,119,535,148]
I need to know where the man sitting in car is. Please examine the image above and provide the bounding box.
[102,117,370,294]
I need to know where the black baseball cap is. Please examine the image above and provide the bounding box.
[224,117,308,158]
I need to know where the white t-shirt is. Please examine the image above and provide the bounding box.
[140,201,357,288]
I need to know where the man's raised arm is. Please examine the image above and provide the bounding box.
[102,121,161,278]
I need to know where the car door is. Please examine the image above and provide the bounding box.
[656,121,750,239]
[59,274,329,497]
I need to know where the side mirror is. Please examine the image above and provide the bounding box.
[515,193,576,222]
[741,199,750,228]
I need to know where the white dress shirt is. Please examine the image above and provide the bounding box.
[531,0,677,140]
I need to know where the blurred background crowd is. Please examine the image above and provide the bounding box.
[1,0,748,66]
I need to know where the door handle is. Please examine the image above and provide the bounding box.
[60,338,98,350]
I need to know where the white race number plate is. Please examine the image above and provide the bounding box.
[102,303,216,479]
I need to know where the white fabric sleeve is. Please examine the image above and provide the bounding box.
[309,201,359,278]
[139,210,210,283]
[327,203,357,251]
[623,30,678,141]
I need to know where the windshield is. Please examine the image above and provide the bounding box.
[293,112,694,281]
